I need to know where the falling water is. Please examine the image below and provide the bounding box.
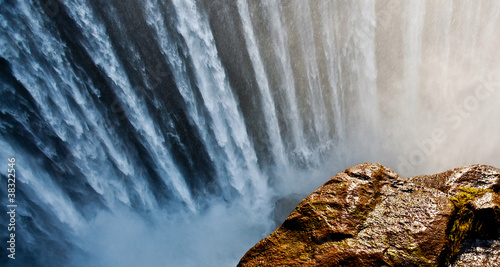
[1,0,500,266]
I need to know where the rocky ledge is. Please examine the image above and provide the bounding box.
[238,163,500,266]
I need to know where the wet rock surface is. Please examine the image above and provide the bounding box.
[238,163,500,266]
[450,239,500,267]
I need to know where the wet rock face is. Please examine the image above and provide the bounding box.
[450,239,500,267]
[238,163,500,267]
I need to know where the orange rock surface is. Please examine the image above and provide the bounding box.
[238,163,500,266]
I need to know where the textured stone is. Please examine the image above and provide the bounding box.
[238,163,500,267]
[450,239,500,267]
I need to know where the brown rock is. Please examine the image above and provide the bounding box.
[238,163,500,267]
[450,239,500,267]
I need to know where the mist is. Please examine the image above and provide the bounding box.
[69,200,271,266]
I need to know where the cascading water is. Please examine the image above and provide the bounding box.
[1,0,500,266]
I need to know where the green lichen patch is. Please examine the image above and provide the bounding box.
[444,187,493,265]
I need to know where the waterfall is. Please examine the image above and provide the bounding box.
[1,1,500,266]
[236,0,287,168]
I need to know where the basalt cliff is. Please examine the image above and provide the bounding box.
[238,163,500,266]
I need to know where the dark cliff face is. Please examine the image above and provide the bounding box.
[238,163,500,267]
